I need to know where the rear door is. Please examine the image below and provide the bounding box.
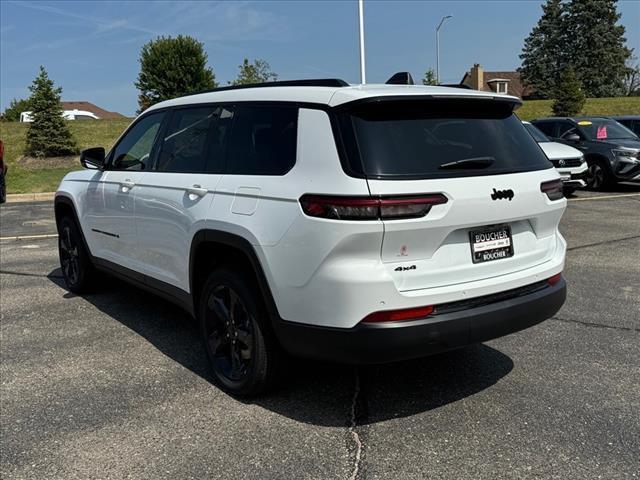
[337,98,566,292]
[133,105,231,291]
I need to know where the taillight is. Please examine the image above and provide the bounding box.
[540,179,564,201]
[299,194,447,220]
[548,273,562,286]
[361,305,434,323]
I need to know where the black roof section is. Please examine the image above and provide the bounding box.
[189,78,349,97]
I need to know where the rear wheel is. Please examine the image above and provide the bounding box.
[199,268,280,396]
[587,159,613,190]
[58,216,95,293]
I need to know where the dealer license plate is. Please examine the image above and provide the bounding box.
[469,225,514,264]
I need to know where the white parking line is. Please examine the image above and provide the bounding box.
[0,233,59,241]
[568,193,640,202]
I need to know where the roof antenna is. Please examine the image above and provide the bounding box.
[386,72,415,85]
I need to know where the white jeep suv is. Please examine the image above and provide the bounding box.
[55,79,567,396]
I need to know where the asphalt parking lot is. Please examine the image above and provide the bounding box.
[1,186,639,480]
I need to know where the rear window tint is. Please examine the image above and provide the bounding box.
[226,105,298,175]
[338,100,550,179]
[157,107,216,173]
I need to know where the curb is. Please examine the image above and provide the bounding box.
[5,192,56,203]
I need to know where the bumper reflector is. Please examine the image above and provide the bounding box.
[548,273,562,286]
[362,305,434,323]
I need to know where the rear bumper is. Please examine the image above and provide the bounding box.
[275,278,566,364]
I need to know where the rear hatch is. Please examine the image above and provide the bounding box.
[336,97,565,292]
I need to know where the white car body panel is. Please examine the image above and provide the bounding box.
[56,84,566,332]
[538,141,588,177]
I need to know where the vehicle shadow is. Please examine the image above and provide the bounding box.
[48,268,514,427]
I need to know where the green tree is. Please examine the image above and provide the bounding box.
[518,0,565,99]
[564,0,632,97]
[624,57,640,96]
[1,97,32,122]
[135,35,217,112]
[231,58,277,86]
[422,68,437,86]
[552,67,586,116]
[24,66,77,157]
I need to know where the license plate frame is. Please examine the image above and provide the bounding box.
[469,224,514,264]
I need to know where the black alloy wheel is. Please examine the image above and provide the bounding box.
[57,216,94,292]
[199,269,280,396]
[60,224,80,285]
[204,284,255,382]
[586,159,613,191]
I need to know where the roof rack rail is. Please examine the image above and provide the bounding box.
[188,78,349,97]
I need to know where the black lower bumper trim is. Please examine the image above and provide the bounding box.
[274,279,566,364]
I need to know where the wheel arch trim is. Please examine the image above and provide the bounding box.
[189,229,282,326]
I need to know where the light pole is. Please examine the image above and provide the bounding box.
[436,15,453,85]
[358,0,366,84]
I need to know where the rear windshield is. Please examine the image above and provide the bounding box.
[337,99,551,179]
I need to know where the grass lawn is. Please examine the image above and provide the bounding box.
[517,96,640,120]
[0,118,131,194]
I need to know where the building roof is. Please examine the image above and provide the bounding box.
[147,83,521,112]
[461,70,535,99]
[60,101,126,119]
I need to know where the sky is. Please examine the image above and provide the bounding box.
[1,0,639,117]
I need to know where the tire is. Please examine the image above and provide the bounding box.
[199,268,281,396]
[587,159,613,191]
[563,186,576,197]
[57,216,95,293]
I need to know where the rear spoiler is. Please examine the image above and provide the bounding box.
[334,94,523,111]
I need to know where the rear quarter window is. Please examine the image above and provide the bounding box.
[338,99,551,179]
[226,105,298,175]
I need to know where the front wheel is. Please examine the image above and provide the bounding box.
[586,160,612,191]
[57,216,95,293]
[199,269,281,396]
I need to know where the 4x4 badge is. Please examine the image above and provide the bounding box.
[491,189,515,201]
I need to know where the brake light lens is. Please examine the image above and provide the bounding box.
[361,305,434,323]
[548,273,562,286]
[299,194,447,220]
[540,179,564,201]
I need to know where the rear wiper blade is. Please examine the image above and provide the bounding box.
[439,156,495,169]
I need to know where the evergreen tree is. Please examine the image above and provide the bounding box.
[552,67,586,116]
[518,0,565,99]
[422,68,437,86]
[231,58,278,86]
[24,67,78,157]
[1,98,32,122]
[564,0,632,97]
[135,35,217,112]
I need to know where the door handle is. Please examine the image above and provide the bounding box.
[186,185,208,198]
[120,180,135,192]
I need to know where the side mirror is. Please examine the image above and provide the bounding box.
[80,147,105,169]
[564,133,580,143]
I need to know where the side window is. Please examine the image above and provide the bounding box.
[206,106,234,173]
[111,113,165,171]
[534,122,556,137]
[226,105,298,175]
[156,107,218,173]
[557,122,577,139]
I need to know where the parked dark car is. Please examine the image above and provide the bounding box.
[531,117,640,189]
[610,116,640,137]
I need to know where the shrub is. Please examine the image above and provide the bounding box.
[24,66,78,157]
